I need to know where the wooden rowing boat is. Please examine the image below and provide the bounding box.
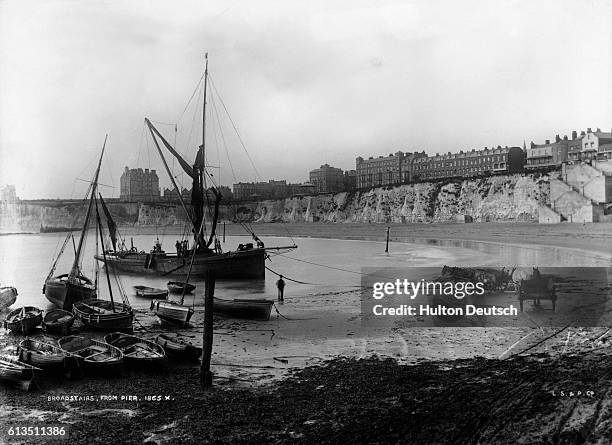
[150,299,194,327]
[3,306,43,335]
[58,335,123,374]
[155,333,201,362]
[134,285,168,299]
[18,338,80,375]
[0,356,43,391]
[72,299,133,331]
[43,309,75,335]
[104,332,166,369]
[167,281,196,294]
[213,297,275,321]
[0,286,17,309]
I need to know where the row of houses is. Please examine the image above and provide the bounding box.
[121,126,612,202]
[526,128,612,170]
[354,127,612,189]
[355,146,525,189]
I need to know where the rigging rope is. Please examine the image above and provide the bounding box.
[178,70,206,122]
[209,75,262,180]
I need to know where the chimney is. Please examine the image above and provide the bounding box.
[597,127,601,132]
[563,135,568,140]
[530,141,535,148]
[581,131,586,136]
[545,140,550,145]
[555,135,561,143]
[572,130,577,139]
[587,127,592,133]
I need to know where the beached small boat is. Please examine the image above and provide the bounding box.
[167,281,195,294]
[155,333,201,362]
[58,335,123,374]
[3,306,43,334]
[0,356,43,391]
[104,332,166,368]
[18,338,80,374]
[150,299,194,327]
[213,297,275,321]
[0,286,18,309]
[72,299,133,331]
[134,285,168,299]
[43,309,75,335]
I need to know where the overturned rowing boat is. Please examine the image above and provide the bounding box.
[0,286,17,309]
[155,333,201,362]
[134,285,168,299]
[167,281,195,294]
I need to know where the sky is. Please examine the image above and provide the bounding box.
[1,0,612,199]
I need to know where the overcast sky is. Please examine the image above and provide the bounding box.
[1,0,611,199]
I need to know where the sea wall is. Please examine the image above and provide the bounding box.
[0,173,551,233]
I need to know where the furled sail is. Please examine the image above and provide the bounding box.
[99,194,117,251]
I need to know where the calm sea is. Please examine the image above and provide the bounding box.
[0,231,609,309]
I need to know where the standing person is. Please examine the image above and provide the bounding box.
[276,275,286,303]
[175,240,181,256]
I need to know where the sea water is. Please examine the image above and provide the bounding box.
[0,231,609,310]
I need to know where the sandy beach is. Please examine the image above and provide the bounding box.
[1,222,611,444]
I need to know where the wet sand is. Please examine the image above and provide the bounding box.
[207,221,612,258]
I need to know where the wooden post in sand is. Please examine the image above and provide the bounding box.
[385,226,390,253]
[201,269,216,387]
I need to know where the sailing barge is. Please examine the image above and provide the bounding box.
[94,55,295,280]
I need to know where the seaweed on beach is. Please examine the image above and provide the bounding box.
[3,351,612,444]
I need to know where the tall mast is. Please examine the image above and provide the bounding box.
[201,53,208,213]
[202,52,208,175]
[193,52,209,250]
[70,135,107,278]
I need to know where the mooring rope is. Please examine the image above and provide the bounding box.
[273,303,318,321]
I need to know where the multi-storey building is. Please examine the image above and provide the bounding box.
[526,135,571,170]
[0,185,18,203]
[355,151,429,189]
[355,151,403,189]
[526,128,612,165]
[582,128,612,162]
[120,167,160,201]
[309,164,345,193]
[406,146,525,181]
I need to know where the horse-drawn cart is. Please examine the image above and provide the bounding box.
[515,275,556,312]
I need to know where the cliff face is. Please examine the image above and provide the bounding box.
[235,174,550,223]
[0,174,550,233]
